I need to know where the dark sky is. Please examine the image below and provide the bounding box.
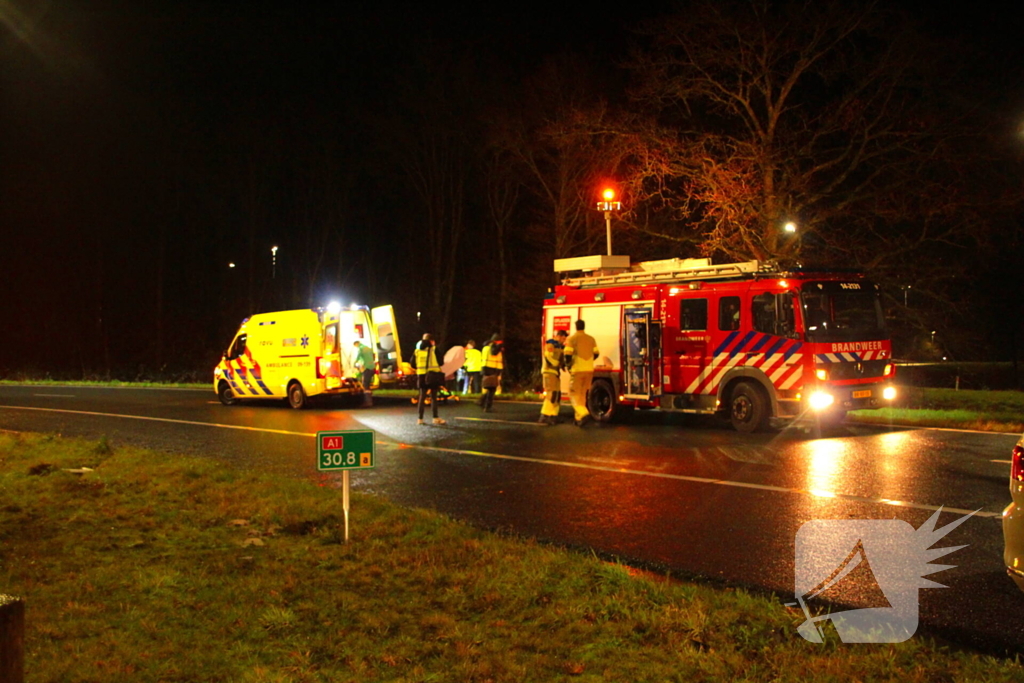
[1,1,1021,375]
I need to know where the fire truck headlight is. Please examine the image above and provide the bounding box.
[815,368,829,381]
[809,391,834,411]
[883,386,897,401]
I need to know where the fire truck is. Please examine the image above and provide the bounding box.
[542,255,897,431]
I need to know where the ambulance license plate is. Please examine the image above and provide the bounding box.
[852,390,872,399]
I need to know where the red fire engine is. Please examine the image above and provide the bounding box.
[543,255,897,431]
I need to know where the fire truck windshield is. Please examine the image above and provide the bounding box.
[800,282,887,343]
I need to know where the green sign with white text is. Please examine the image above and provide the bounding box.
[317,430,375,471]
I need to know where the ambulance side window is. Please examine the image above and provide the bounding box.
[680,299,708,331]
[228,334,247,360]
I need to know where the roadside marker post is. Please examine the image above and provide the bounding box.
[316,430,375,542]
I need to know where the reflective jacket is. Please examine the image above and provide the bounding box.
[542,338,564,376]
[482,343,504,373]
[564,331,599,373]
[463,348,483,373]
[414,343,440,375]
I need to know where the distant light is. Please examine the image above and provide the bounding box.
[602,188,616,201]
[784,222,797,233]
[271,246,279,255]
[228,262,236,268]
[326,301,341,314]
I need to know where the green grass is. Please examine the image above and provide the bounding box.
[2,433,1023,681]
[849,388,1024,433]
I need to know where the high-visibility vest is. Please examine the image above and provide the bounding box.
[542,339,564,375]
[464,348,483,372]
[414,345,440,375]
[482,344,504,371]
[565,332,599,373]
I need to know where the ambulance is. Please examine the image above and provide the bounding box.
[214,303,404,409]
[543,255,897,431]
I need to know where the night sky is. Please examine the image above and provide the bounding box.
[2,1,1022,379]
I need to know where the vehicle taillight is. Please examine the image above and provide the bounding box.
[315,356,324,379]
[1012,445,1024,483]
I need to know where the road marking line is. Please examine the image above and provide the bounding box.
[455,416,547,427]
[992,459,1012,464]
[0,404,1002,518]
[0,405,315,438]
[32,394,76,398]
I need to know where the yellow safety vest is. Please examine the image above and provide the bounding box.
[414,345,440,375]
[464,348,483,372]
[482,344,504,371]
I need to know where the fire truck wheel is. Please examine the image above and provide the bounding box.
[729,381,769,433]
[287,381,308,409]
[217,381,237,406]
[587,380,617,423]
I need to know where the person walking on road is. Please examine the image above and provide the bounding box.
[353,340,376,407]
[478,334,504,413]
[539,329,568,425]
[413,334,446,425]
[462,339,482,394]
[564,320,598,426]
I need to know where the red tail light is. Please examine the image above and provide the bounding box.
[1012,445,1024,483]
[315,356,324,379]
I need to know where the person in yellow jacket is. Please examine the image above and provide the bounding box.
[478,334,504,412]
[462,339,482,394]
[564,319,598,426]
[539,329,568,425]
[413,334,446,425]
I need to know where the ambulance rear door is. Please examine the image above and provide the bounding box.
[371,305,402,385]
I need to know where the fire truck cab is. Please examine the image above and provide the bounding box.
[543,255,896,431]
[214,303,404,409]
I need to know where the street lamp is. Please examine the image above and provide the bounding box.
[271,246,279,279]
[596,187,622,256]
[783,221,797,234]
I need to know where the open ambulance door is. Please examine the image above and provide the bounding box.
[623,308,661,400]
[371,305,403,385]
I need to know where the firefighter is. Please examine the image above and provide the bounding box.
[539,329,568,425]
[353,340,375,407]
[478,333,504,412]
[462,339,482,394]
[564,319,598,426]
[413,334,446,425]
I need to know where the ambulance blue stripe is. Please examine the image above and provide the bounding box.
[748,333,772,354]
[727,331,758,358]
[764,337,788,357]
[254,379,274,395]
[783,341,803,361]
[713,331,740,356]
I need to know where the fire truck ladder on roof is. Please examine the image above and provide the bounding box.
[559,259,767,288]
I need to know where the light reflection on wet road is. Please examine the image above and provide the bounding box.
[0,385,1020,655]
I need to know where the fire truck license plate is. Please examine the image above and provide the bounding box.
[852,390,872,399]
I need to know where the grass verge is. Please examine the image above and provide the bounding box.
[1,433,1022,681]
[849,388,1024,433]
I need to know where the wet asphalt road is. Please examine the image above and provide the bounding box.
[1,385,1021,655]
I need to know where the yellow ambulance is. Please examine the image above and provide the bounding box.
[214,303,403,409]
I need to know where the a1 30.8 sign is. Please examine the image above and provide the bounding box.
[317,430,375,471]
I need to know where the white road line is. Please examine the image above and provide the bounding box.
[0,404,1003,519]
[33,394,76,398]
[991,459,1013,464]
[455,416,547,427]
[0,405,315,438]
